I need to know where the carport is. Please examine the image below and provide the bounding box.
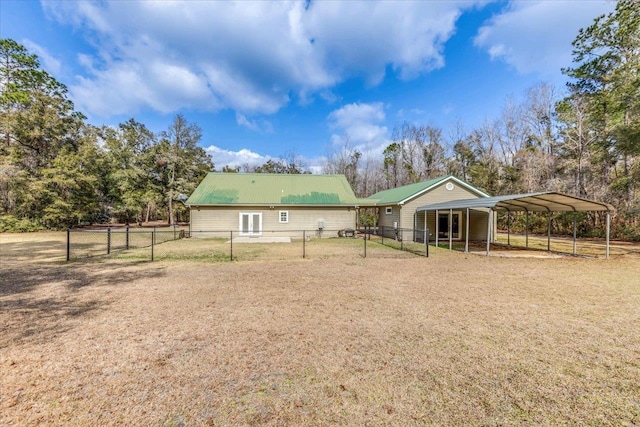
[416,192,614,258]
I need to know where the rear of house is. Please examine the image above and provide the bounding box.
[367,175,491,242]
[186,173,359,238]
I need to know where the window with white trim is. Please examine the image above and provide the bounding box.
[279,210,289,223]
[385,207,393,215]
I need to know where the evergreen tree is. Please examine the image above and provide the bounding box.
[154,115,213,225]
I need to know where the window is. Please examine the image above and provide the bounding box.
[385,207,393,215]
[279,210,289,223]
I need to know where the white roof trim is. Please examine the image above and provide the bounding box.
[398,176,490,205]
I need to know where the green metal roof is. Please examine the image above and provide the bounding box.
[366,176,449,205]
[356,197,378,207]
[186,173,359,206]
[366,175,491,205]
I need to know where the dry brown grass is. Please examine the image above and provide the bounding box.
[494,233,640,258]
[1,233,640,426]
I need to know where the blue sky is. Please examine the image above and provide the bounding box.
[1,0,615,171]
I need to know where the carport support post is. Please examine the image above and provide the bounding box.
[486,210,492,256]
[424,212,427,243]
[435,209,439,248]
[606,211,610,259]
[547,212,551,252]
[449,209,453,251]
[507,212,511,246]
[525,210,529,248]
[465,208,469,253]
[573,213,577,255]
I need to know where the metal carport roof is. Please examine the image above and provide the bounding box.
[416,191,614,213]
[416,191,613,258]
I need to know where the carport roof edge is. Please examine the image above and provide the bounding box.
[416,191,614,212]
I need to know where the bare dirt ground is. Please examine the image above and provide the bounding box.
[1,233,640,426]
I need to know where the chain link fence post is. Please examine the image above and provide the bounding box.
[66,228,70,261]
[126,225,130,250]
[151,229,154,261]
[363,229,367,258]
[107,227,111,255]
[230,231,233,261]
[424,229,429,257]
[303,230,306,259]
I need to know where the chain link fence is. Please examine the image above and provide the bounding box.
[66,225,188,261]
[67,226,431,262]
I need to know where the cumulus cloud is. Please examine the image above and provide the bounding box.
[205,145,270,168]
[41,0,482,118]
[327,102,390,155]
[206,144,322,173]
[474,1,615,76]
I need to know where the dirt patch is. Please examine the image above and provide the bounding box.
[1,235,640,425]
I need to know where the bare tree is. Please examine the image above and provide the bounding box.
[323,139,362,194]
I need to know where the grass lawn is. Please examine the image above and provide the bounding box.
[1,232,639,425]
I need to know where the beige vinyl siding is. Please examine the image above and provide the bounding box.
[377,206,400,230]
[468,210,490,240]
[191,206,355,237]
[394,179,489,242]
[400,180,483,230]
[191,207,238,234]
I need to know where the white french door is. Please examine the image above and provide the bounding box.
[239,212,262,236]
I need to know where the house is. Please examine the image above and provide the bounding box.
[187,172,614,257]
[186,173,360,237]
[365,175,491,242]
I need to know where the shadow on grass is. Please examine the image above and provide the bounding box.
[0,239,66,262]
[0,258,160,296]
[0,259,165,347]
[0,297,105,349]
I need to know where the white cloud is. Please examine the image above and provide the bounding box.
[474,1,615,76]
[206,144,323,173]
[235,113,274,133]
[41,0,483,118]
[327,102,390,155]
[22,39,62,75]
[205,145,270,168]
[235,114,259,132]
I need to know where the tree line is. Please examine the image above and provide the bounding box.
[324,1,639,239]
[0,39,213,230]
[1,1,638,238]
